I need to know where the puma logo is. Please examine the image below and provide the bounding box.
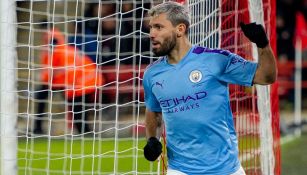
[155,80,164,89]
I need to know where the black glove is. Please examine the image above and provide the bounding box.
[143,137,162,161]
[240,22,269,48]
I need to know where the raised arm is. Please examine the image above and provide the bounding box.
[143,109,163,161]
[253,45,277,84]
[240,22,277,85]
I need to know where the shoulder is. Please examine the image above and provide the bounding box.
[191,46,232,57]
[191,46,238,72]
[144,57,165,77]
[190,46,234,69]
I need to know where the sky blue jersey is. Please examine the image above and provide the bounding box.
[143,46,258,175]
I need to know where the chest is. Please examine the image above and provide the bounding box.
[151,64,222,102]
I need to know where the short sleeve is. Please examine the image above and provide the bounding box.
[143,71,162,112]
[217,51,258,86]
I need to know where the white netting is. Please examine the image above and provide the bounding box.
[15,1,158,174]
[188,0,219,48]
[0,0,278,175]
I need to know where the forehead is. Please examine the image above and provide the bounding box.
[149,13,172,26]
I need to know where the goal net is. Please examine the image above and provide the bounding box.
[0,0,280,175]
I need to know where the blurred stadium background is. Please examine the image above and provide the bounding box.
[0,0,307,175]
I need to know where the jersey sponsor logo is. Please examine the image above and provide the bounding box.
[166,103,200,113]
[159,91,207,113]
[189,70,202,83]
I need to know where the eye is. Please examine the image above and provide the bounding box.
[152,24,163,30]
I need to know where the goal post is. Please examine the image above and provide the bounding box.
[0,0,18,175]
[247,1,275,174]
[0,0,280,174]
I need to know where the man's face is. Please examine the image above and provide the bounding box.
[149,13,177,56]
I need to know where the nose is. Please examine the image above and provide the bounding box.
[149,29,156,40]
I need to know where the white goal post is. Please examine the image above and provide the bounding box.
[0,0,18,175]
[248,1,274,174]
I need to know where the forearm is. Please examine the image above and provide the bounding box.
[254,45,277,84]
[240,22,277,84]
[143,109,163,161]
[145,109,162,139]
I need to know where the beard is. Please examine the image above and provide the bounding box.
[152,32,177,57]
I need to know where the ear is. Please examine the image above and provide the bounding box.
[176,23,186,37]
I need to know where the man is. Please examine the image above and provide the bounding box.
[142,2,276,175]
[34,27,104,134]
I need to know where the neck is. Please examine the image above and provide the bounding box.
[167,37,192,64]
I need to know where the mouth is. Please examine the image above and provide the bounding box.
[151,41,160,49]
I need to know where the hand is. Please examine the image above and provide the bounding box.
[240,22,269,48]
[143,137,162,161]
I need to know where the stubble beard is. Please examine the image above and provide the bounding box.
[152,32,177,57]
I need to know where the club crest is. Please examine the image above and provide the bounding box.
[189,70,202,83]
